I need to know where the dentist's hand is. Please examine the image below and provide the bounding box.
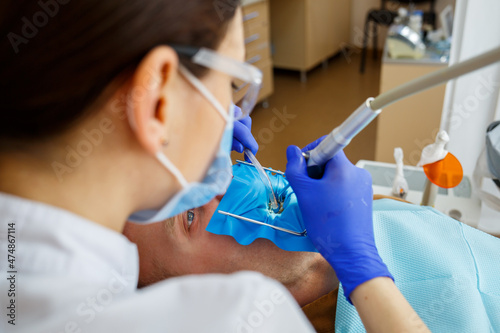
[285,137,393,302]
[232,106,258,155]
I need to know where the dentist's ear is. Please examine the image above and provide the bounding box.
[127,46,178,155]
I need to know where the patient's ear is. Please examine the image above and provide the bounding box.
[127,46,178,155]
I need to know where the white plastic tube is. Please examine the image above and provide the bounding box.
[244,149,280,212]
[305,45,500,175]
[371,45,500,110]
[392,148,409,199]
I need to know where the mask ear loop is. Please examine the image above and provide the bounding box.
[129,65,233,190]
[124,75,190,189]
[156,151,189,189]
[178,65,230,122]
[155,64,235,189]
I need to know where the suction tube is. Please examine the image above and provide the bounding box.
[244,149,280,213]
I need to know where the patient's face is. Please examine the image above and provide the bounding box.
[123,195,337,305]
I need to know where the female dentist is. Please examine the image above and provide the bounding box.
[0,0,427,332]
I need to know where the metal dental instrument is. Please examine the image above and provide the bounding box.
[236,160,285,176]
[217,210,307,236]
[304,45,500,179]
[243,149,281,213]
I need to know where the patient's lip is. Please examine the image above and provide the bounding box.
[215,194,225,202]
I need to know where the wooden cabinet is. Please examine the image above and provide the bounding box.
[241,0,274,104]
[269,0,351,80]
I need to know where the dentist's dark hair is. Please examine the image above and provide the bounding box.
[0,0,240,147]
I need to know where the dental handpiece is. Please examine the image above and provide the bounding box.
[303,45,500,179]
[303,98,381,179]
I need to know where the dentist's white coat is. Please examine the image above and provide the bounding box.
[0,193,314,333]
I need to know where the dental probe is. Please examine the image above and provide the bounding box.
[235,160,285,175]
[304,45,500,179]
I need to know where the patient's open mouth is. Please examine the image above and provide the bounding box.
[269,194,285,214]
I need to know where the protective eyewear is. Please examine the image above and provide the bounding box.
[172,45,263,120]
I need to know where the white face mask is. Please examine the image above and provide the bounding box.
[128,65,234,224]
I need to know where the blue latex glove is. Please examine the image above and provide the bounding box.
[285,137,393,303]
[232,106,258,155]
